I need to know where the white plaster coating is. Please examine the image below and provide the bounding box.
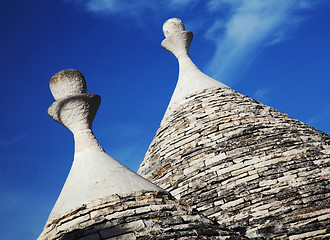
[48,93,100,134]
[161,18,228,118]
[47,146,162,222]
[46,69,163,225]
[49,69,87,100]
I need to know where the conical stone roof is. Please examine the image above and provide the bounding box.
[39,69,245,240]
[138,18,330,239]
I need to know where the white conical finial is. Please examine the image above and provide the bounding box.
[45,70,162,226]
[48,69,102,149]
[161,18,193,59]
[161,18,228,118]
[49,69,87,100]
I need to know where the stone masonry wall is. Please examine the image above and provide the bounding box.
[39,191,244,240]
[138,87,330,239]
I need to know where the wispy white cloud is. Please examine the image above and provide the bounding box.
[207,0,241,12]
[66,0,196,16]
[253,87,270,103]
[205,0,320,85]
[205,20,226,41]
[85,0,156,16]
[169,0,198,9]
[65,0,321,84]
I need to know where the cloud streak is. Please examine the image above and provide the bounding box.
[253,87,270,104]
[86,0,156,16]
[205,0,321,84]
[65,0,321,84]
[66,0,196,16]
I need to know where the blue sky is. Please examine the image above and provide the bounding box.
[1,0,330,239]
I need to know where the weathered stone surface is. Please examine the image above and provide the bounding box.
[38,191,244,240]
[138,87,330,239]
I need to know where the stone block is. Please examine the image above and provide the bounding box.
[205,153,227,166]
[100,220,144,238]
[135,206,151,215]
[183,162,204,175]
[259,179,278,187]
[236,174,259,185]
[288,229,327,240]
[57,214,91,232]
[221,198,245,210]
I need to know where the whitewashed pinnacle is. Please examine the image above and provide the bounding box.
[161,18,229,120]
[45,69,163,226]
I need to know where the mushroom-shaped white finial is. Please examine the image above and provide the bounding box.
[161,18,193,59]
[49,69,87,100]
[160,18,228,117]
[44,69,163,227]
[48,69,100,135]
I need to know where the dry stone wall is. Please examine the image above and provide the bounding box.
[39,191,244,240]
[138,87,330,239]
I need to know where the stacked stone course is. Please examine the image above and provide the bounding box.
[138,86,330,239]
[40,191,244,240]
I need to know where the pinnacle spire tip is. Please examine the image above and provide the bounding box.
[163,18,185,37]
[50,69,87,101]
[161,18,193,59]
